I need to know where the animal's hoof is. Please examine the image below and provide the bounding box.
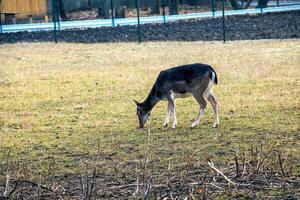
[172,124,177,129]
[213,123,219,128]
[163,123,169,128]
[190,122,197,129]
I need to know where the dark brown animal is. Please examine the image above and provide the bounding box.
[135,63,219,129]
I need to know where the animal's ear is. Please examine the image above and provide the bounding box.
[133,99,140,106]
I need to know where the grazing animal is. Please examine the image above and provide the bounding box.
[134,63,219,129]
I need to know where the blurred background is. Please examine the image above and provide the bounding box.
[1,0,299,24]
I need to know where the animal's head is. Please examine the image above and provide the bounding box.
[134,100,150,128]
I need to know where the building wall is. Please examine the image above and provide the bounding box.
[1,0,47,18]
[0,0,207,21]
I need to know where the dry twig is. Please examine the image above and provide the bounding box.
[133,160,140,197]
[3,148,11,197]
[207,161,237,186]
[277,152,285,176]
[256,141,277,173]
[143,176,153,200]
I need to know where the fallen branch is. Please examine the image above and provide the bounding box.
[133,160,139,197]
[256,141,277,173]
[8,179,54,196]
[3,149,11,197]
[209,183,222,190]
[188,174,206,186]
[207,161,237,186]
[88,167,97,200]
[234,154,239,177]
[143,176,153,200]
[277,152,285,176]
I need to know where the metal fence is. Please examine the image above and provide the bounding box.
[0,0,299,43]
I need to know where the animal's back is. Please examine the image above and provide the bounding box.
[155,63,218,98]
[158,63,217,84]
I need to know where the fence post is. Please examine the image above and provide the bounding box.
[0,13,2,34]
[135,0,141,43]
[211,0,215,17]
[221,0,226,43]
[0,0,2,33]
[162,0,166,23]
[276,0,279,6]
[52,0,58,43]
[110,0,115,27]
[0,0,3,33]
[57,0,61,30]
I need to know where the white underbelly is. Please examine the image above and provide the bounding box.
[161,91,193,101]
[172,91,192,99]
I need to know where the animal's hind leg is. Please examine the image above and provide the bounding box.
[191,93,207,128]
[207,94,219,128]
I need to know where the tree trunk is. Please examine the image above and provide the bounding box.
[58,0,68,20]
[188,0,210,6]
[229,0,243,9]
[169,0,179,15]
[97,0,110,19]
[150,0,160,14]
[115,5,126,18]
[244,0,253,8]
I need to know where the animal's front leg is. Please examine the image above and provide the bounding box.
[163,102,171,127]
[166,94,177,129]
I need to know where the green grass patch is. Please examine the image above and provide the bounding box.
[0,40,299,182]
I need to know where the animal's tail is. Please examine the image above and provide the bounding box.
[203,70,218,99]
[210,70,218,85]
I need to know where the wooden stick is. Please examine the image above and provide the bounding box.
[234,154,239,177]
[241,152,246,177]
[256,141,277,173]
[3,174,10,197]
[289,150,293,176]
[143,176,153,200]
[143,126,151,190]
[209,183,222,189]
[133,160,139,197]
[88,167,97,200]
[11,180,53,192]
[277,152,285,176]
[85,163,89,200]
[256,142,264,171]
[208,161,237,186]
[3,148,11,197]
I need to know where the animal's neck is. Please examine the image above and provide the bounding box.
[142,84,160,112]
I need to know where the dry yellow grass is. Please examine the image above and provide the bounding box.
[0,40,299,179]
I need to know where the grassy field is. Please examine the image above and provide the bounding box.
[0,40,299,198]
